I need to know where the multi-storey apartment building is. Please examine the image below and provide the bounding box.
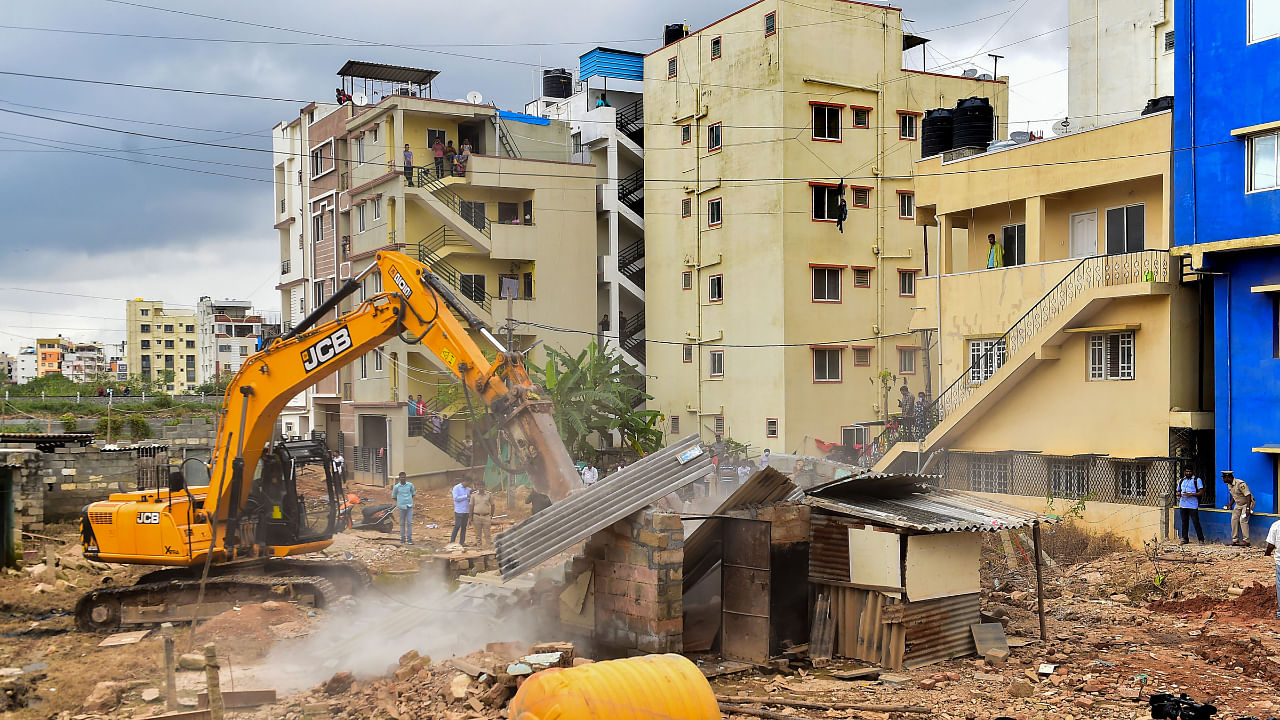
[61,341,107,384]
[274,62,597,481]
[532,49,648,372]
[12,347,37,385]
[35,337,69,377]
[125,300,199,393]
[1067,0,1175,131]
[196,297,274,380]
[643,0,1008,455]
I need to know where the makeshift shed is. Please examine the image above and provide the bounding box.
[805,473,1046,670]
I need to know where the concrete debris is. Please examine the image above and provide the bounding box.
[1007,678,1034,698]
[81,680,124,712]
[322,671,355,695]
[176,653,206,671]
[140,687,161,703]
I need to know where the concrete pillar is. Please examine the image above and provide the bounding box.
[1025,195,1046,264]
[939,214,956,275]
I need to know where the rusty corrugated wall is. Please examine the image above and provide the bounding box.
[812,585,980,671]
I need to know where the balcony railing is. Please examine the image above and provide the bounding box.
[411,167,491,238]
[618,241,645,288]
[416,235,495,313]
[873,250,1171,455]
[618,168,644,216]
[616,99,644,146]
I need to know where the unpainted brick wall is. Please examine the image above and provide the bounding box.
[2,450,44,534]
[583,508,684,655]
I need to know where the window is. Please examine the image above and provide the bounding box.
[312,214,323,243]
[713,416,726,436]
[1088,331,1136,381]
[140,309,149,316]
[898,270,916,297]
[310,148,323,177]
[374,350,383,371]
[459,273,487,304]
[1163,30,1175,52]
[313,280,326,306]
[968,338,1007,384]
[369,125,378,142]
[850,186,870,208]
[140,324,151,333]
[812,347,842,382]
[185,340,195,349]
[1249,0,1280,43]
[239,346,249,357]
[898,191,915,219]
[682,270,693,289]
[812,104,842,142]
[372,197,381,220]
[164,325,174,333]
[1105,204,1145,253]
[682,343,693,363]
[841,425,870,447]
[708,274,724,302]
[812,267,841,302]
[218,344,232,352]
[670,415,680,434]
[681,124,691,144]
[1116,462,1148,499]
[709,350,724,377]
[357,204,366,232]
[765,11,776,36]
[498,274,520,299]
[765,418,778,438]
[355,136,365,164]
[498,202,520,224]
[707,122,722,151]
[898,112,919,140]
[852,267,872,288]
[1249,131,1279,192]
[852,346,872,367]
[1049,460,1089,499]
[681,198,692,217]
[851,107,870,129]
[186,324,194,333]
[711,36,722,60]
[460,201,487,231]
[898,348,917,375]
[811,184,842,221]
[523,200,534,225]
[523,271,534,299]
[970,456,1010,494]
[140,340,150,350]
[1002,223,1028,266]
[359,353,367,380]
[708,198,722,227]
[667,57,677,79]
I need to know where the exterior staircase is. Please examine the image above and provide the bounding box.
[416,230,497,315]
[618,169,644,216]
[409,168,491,252]
[620,310,646,366]
[616,99,644,146]
[618,241,645,289]
[873,250,1173,472]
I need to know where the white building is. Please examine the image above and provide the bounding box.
[196,297,274,382]
[273,107,314,439]
[104,341,128,382]
[1067,0,1174,131]
[528,48,647,373]
[62,341,107,383]
[13,347,37,385]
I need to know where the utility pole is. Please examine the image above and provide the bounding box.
[504,294,516,508]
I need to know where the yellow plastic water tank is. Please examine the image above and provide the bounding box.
[508,653,720,720]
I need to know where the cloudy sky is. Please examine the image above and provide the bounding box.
[0,0,1068,355]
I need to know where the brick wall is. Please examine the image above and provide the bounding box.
[40,446,140,522]
[582,508,684,655]
[2,450,43,536]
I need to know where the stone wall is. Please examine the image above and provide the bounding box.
[40,446,140,522]
[2,449,43,536]
[160,418,216,461]
[582,508,684,655]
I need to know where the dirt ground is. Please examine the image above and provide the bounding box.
[3,506,1279,719]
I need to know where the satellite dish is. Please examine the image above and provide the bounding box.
[466,90,484,105]
[1051,118,1074,136]
[962,68,979,78]
[352,92,369,107]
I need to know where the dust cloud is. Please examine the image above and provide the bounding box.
[254,574,547,693]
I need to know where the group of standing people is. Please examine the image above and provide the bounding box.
[407,394,449,437]
[403,138,473,185]
[896,385,931,440]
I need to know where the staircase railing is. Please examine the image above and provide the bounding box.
[620,310,646,365]
[617,168,644,216]
[616,99,644,145]
[490,106,522,159]
[411,167,491,238]
[618,241,645,287]
[416,236,496,313]
[871,250,1171,456]
[408,415,472,464]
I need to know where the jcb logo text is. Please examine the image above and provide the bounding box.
[391,269,413,298]
[137,512,161,524]
[301,327,353,373]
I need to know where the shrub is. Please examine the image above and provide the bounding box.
[58,413,78,433]
[94,416,124,439]
[127,415,152,440]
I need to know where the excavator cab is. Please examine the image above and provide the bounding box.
[240,440,342,553]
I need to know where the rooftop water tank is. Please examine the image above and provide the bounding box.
[921,108,954,158]
[952,97,994,151]
[664,23,689,46]
[1141,95,1174,115]
[542,69,572,99]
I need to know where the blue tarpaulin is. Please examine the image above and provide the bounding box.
[498,110,550,126]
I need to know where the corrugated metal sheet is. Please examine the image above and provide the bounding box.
[902,592,980,669]
[808,487,1046,533]
[812,584,980,671]
[807,515,853,583]
[496,435,711,580]
[579,47,645,81]
[682,467,797,592]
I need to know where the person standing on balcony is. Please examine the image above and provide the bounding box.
[450,477,472,546]
[986,233,1004,269]
[596,93,611,107]
[416,394,426,417]
[1223,470,1255,546]
[403,144,414,186]
[391,472,416,545]
[456,139,473,177]
[432,137,446,178]
[444,141,457,173]
[408,395,419,418]
[1177,466,1206,544]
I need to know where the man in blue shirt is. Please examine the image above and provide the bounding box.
[391,472,416,545]
[1177,466,1205,544]
[450,477,472,546]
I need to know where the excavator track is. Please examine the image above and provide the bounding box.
[136,558,372,598]
[75,574,339,633]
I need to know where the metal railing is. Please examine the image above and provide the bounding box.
[490,106,522,159]
[873,250,1171,456]
[618,241,645,287]
[416,237,495,313]
[411,167,491,238]
[621,310,646,365]
[618,169,644,215]
[280,259,291,275]
[408,415,472,464]
[616,99,644,145]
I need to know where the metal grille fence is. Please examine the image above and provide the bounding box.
[938,450,1179,508]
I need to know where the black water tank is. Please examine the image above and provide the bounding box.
[664,23,688,46]
[921,108,954,157]
[952,97,994,150]
[542,69,572,99]
[1141,95,1174,115]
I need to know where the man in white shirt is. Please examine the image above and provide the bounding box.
[1265,518,1280,620]
[581,462,599,487]
[737,463,751,484]
[758,449,771,471]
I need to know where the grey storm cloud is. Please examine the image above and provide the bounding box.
[0,0,1066,353]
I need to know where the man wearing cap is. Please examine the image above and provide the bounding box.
[1222,471,1255,547]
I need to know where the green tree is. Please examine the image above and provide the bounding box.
[192,370,236,397]
[58,413,78,432]
[527,342,663,462]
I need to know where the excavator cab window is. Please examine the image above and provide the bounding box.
[253,440,340,547]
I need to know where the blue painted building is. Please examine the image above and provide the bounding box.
[1174,0,1280,539]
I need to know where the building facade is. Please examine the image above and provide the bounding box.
[196,297,274,381]
[1067,0,1174,131]
[12,348,36,385]
[1172,0,1280,539]
[61,342,107,384]
[124,300,199,393]
[643,0,1008,456]
[273,62,597,481]
[35,337,68,377]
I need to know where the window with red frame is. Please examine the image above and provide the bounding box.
[708,274,723,302]
[765,11,776,36]
[898,191,915,219]
[681,124,691,144]
[681,197,691,217]
[667,57,677,78]
[813,347,843,382]
[851,107,871,129]
[852,346,872,366]
[682,270,693,289]
[852,267,872,288]
[898,111,920,140]
[850,186,871,208]
[765,418,779,438]
[707,122,722,151]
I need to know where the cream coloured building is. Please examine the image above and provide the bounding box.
[643,0,1008,456]
[125,300,200,393]
[873,111,1207,546]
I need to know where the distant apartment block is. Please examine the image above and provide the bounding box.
[1067,0,1174,131]
[196,297,278,380]
[125,300,199,393]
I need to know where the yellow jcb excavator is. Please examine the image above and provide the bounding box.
[76,250,581,630]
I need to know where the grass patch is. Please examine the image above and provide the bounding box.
[1038,520,1131,564]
